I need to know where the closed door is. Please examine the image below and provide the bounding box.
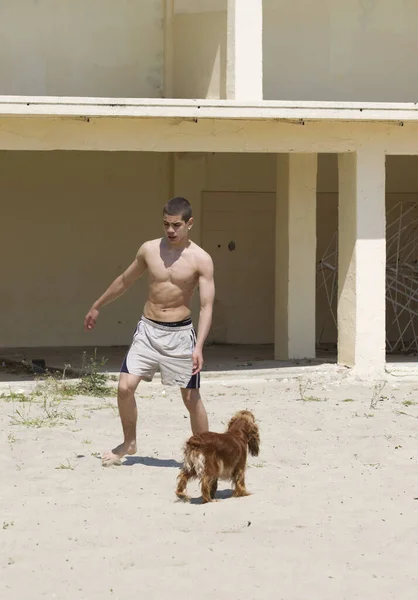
[201,191,275,344]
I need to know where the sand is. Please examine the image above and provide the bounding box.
[1,368,418,599]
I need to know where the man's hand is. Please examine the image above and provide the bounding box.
[84,308,99,332]
[192,347,204,375]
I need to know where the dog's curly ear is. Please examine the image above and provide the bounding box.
[248,422,260,457]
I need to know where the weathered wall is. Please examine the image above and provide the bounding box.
[203,153,337,346]
[203,153,276,344]
[0,0,164,97]
[204,153,418,347]
[263,0,418,102]
[3,0,418,103]
[0,151,170,347]
[173,2,227,99]
[202,190,275,344]
[1,149,416,349]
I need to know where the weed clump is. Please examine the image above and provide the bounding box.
[75,351,114,398]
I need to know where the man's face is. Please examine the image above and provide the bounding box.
[163,213,192,245]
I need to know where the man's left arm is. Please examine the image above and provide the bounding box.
[193,254,215,375]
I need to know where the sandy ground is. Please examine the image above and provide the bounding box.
[1,369,418,600]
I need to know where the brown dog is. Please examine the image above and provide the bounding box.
[176,410,260,503]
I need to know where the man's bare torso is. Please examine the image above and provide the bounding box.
[141,238,206,322]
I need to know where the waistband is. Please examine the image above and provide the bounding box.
[141,316,193,331]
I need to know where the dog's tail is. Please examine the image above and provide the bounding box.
[185,434,205,452]
[183,435,206,477]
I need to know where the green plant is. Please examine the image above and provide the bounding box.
[303,396,326,402]
[41,395,76,422]
[10,409,54,428]
[0,391,30,403]
[88,401,118,414]
[55,460,74,470]
[9,393,76,428]
[297,378,325,402]
[36,375,75,401]
[370,381,386,409]
[75,350,114,397]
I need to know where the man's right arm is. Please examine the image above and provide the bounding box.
[84,244,147,331]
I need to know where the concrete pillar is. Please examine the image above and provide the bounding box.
[174,153,206,322]
[275,154,318,360]
[338,149,386,375]
[226,0,263,100]
[163,0,174,98]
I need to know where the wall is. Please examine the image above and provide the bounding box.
[203,153,276,344]
[204,153,337,346]
[0,151,170,347]
[4,0,418,103]
[202,191,275,344]
[0,0,164,97]
[173,2,226,99]
[204,153,418,348]
[263,0,418,102]
[2,149,416,349]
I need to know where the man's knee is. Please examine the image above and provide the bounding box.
[118,374,141,397]
[181,387,201,411]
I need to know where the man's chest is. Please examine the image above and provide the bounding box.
[147,255,198,286]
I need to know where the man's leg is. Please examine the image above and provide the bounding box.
[102,373,142,466]
[181,388,209,435]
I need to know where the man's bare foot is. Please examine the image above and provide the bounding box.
[101,441,137,467]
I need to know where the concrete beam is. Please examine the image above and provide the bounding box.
[275,154,318,360]
[0,117,357,153]
[338,148,386,375]
[2,115,418,155]
[4,96,418,122]
[226,0,263,100]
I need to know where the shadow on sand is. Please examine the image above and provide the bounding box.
[122,456,182,468]
[122,456,235,503]
[188,489,234,505]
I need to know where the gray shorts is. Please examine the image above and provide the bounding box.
[121,316,200,388]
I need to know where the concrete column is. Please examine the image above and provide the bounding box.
[338,149,386,375]
[174,153,206,323]
[275,154,318,360]
[163,0,174,98]
[226,0,263,100]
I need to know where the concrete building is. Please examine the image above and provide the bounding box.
[1,0,418,375]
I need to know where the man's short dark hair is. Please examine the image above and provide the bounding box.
[163,197,192,222]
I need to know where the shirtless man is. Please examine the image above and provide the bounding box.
[84,197,215,466]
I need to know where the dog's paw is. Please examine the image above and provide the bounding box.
[175,494,191,503]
